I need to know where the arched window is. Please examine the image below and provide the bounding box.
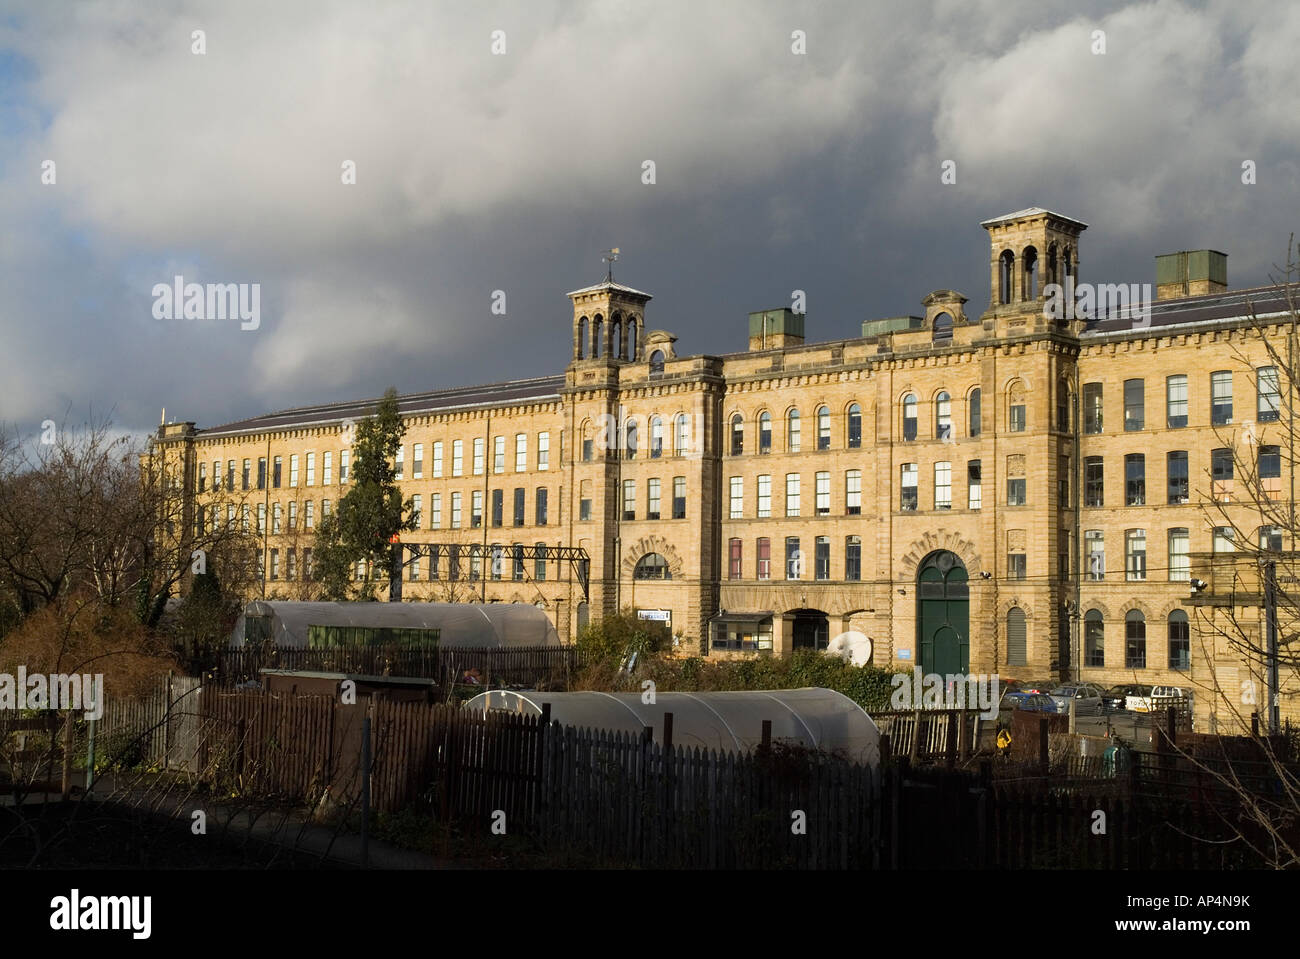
[1064,246,1074,281]
[902,393,918,441]
[581,420,594,462]
[650,416,663,458]
[730,413,744,455]
[612,317,622,360]
[626,318,637,360]
[625,419,638,460]
[999,250,1015,305]
[935,392,952,440]
[933,312,953,342]
[816,406,830,450]
[759,411,772,453]
[649,349,665,376]
[1008,381,1027,432]
[847,403,862,449]
[1125,610,1146,668]
[1084,609,1104,667]
[578,317,589,359]
[1046,243,1059,287]
[1168,610,1190,670]
[592,316,604,358]
[634,552,671,580]
[1006,607,1027,666]
[969,388,982,437]
[1022,246,1038,300]
[674,414,690,456]
[787,409,801,452]
[1057,379,1071,432]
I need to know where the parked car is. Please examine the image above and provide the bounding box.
[1124,684,1157,712]
[1004,679,1056,696]
[1000,691,1057,713]
[1100,684,1140,712]
[1047,683,1105,716]
[1150,685,1194,716]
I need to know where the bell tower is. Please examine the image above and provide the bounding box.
[568,280,652,364]
[981,208,1087,324]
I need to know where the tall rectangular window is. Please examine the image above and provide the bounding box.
[845,470,862,515]
[757,475,772,517]
[647,478,661,519]
[969,389,982,437]
[227,460,235,490]
[272,503,282,534]
[1125,454,1145,506]
[814,536,830,581]
[339,450,349,484]
[242,459,250,491]
[452,440,464,476]
[623,479,636,521]
[491,489,503,527]
[1167,451,1189,504]
[728,538,743,580]
[198,463,207,492]
[1009,402,1026,432]
[650,418,663,458]
[493,435,505,473]
[535,544,548,582]
[1085,530,1104,580]
[730,476,744,518]
[785,537,801,580]
[270,548,279,581]
[412,444,423,479]
[538,432,550,470]
[304,500,314,529]
[257,503,266,534]
[815,471,830,515]
[471,490,483,528]
[1260,445,1282,498]
[432,441,443,477]
[901,463,918,511]
[1213,526,1235,552]
[289,454,299,487]
[473,437,485,475]
[306,452,316,486]
[672,477,686,519]
[514,488,525,526]
[1168,528,1190,582]
[845,536,861,581]
[451,491,462,528]
[393,447,402,480]
[1058,455,1070,508]
[1006,477,1026,506]
[1166,375,1188,428]
[431,493,442,529]
[516,433,527,472]
[1123,379,1144,431]
[756,538,771,580]
[1007,551,1026,580]
[256,457,266,490]
[410,494,422,527]
[1083,382,1103,433]
[968,460,982,510]
[1084,456,1104,507]
[287,502,297,530]
[1211,447,1234,502]
[1126,529,1146,581]
[274,456,283,488]
[1258,366,1281,422]
[1211,370,1233,424]
[535,488,548,526]
[323,451,333,485]
[934,461,951,509]
[785,473,801,516]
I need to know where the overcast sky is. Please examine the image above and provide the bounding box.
[1,0,1297,439]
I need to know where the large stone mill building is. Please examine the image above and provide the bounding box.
[154,207,1300,731]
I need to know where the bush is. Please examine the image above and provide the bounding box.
[574,609,665,668]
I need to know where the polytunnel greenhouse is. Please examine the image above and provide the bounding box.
[464,688,880,765]
[230,601,561,649]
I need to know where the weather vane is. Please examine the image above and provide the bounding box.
[602,247,620,282]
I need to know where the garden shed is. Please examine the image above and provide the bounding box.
[230,601,561,649]
[464,687,880,765]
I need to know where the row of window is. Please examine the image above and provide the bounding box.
[609,477,689,521]
[1085,369,1278,433]
[196,500,333,535]
[724,471,865,518]
[1002,606,1189,670]
[724,536,863,582]
[197,433,555,493]
[404,544,556,582]
[1084,448,1279,507]
[419,488,554,529]
[728,405,864,455]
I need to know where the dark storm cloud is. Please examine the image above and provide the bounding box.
[0,0,1296,435]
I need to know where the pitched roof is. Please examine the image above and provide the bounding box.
[980,207,1089,229]
[1081,284,1295,336]
[566,280,654,299]
[199,375,564,439]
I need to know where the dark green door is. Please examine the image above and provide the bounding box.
[917,551,969,674]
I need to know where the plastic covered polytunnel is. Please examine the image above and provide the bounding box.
[463,688,880,766]
[229,601,561,649]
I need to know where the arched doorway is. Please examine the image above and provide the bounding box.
[790,608,829,651]
[917,551,969,674]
